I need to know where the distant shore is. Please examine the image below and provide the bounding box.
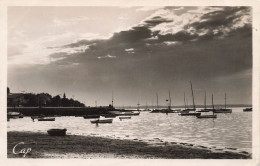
[8,131,251,159]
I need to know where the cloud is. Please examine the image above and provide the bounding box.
[144,16,172,27]
[53,16,90,26]
[8,6,252,106]
[8,31,102,65]
[59,6,251,66]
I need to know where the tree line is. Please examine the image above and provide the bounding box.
[7,87,85,107]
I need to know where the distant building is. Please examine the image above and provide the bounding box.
[7,93,25,107]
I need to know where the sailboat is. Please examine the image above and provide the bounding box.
[149,93,161,113]
[143,102,151,111]
[196,92,211,112]
[196,94,217,118]
[213,93,232,113]
[179,81,201,116]
[167,90,181,113]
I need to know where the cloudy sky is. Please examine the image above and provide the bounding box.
[8,6,252,106]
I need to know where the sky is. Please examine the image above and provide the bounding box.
[7,6,252,107]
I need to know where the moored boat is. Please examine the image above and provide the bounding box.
[38,117,55,121]
[7,112,20,119]
[213,93,232,113]
[47,129,67,136]
[179,81,199,116]
[197,92,210,113]
[91,118,113,124]
[196,94,217,119]
[149,109,161,113]
[243,108,252,112]
[214,108,232,113]
[196,114,217,118]
[179,112,201,116]
[115,111,140,116]
[149,93,164,113]
[119,116,131,120]
[196,109,211,112]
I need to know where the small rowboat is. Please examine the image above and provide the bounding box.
[83,115,100,119]
[38,117,55,121]
[196,114,217,119]
[119,116,131,120]
[243,108,252,112]
[179,112,201,116]
[47,129,67,136]
[91,119,113,124]
[7,112,20,119]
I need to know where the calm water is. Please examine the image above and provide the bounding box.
[7,107,252,152]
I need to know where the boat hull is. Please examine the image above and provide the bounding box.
[196,109,213,112]
[91,119,113,124]
[213,109,232,113]
[38,118,55,121]
[149,109,181,113]
[196,115,217,118]
[179,112,201,116]
[119,116,131,120]
[116,112,140,116]
[47,129,67,136]
[243,108,252,112]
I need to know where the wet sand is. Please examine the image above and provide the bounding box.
[7,131,250,159]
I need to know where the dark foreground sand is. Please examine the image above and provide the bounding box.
[8,131,250,159]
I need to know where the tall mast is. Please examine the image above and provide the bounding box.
[225,93,226,109]
[112,91,114,107]
[204,91,207,109]
[212,94,214,109]
[184,92,187,110]
[156,93,159,110]
[190,81,196,110]
[169,90,171,110]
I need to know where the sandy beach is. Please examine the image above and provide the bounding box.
[7,131,251,159]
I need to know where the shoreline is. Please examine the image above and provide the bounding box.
[7,131,251,159]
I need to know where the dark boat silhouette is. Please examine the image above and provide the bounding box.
[243,108,252,112]
[91,118,113,124]
[47,129,67,136]
[213,93,232,113]
[196,94,217,119]
[38,117,55,121]
[179,81,201,116]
